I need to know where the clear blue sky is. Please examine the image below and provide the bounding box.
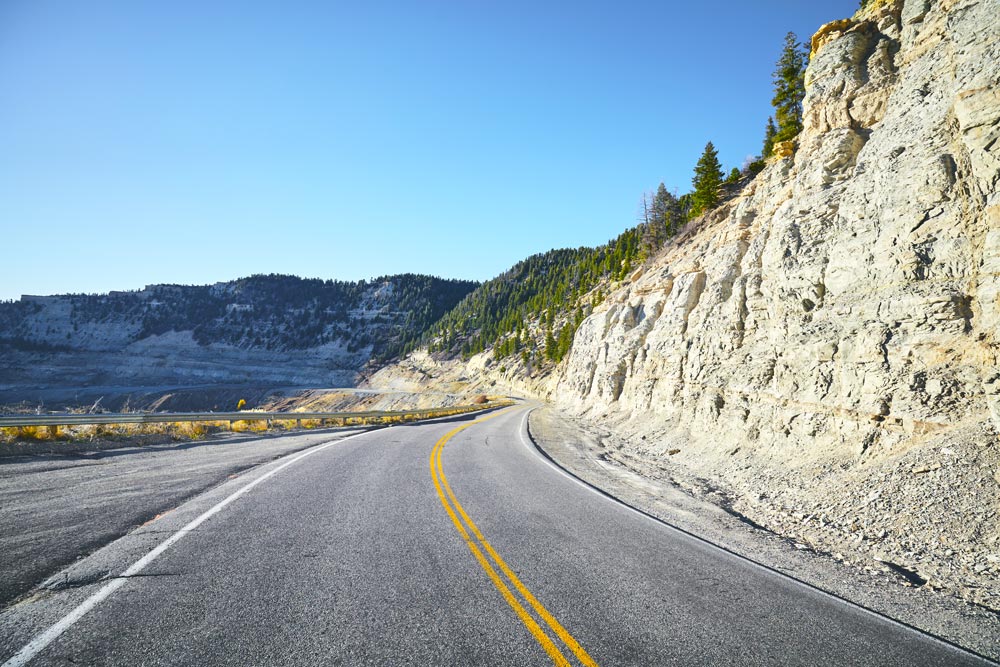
[0,1,858,300]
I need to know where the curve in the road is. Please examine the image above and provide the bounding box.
[2,406,995,665]
[430,408,598,667]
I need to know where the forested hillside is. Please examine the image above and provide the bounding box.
[1,274,476,362]
[0,274,478,397]
[425,213,684,367]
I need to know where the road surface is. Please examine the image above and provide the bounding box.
[0,408,992,665]
[0,426,368,608]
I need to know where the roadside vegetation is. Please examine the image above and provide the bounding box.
[0,402,510,448]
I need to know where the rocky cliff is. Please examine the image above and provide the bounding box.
[552,0,1000,608]
[563,0,998,437]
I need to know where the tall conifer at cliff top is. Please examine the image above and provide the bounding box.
[770,32,808,150]
[691,142,724,218]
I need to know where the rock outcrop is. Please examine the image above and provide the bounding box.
[552,0,1000,608]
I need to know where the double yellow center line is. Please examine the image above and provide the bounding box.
[429,410,598,667]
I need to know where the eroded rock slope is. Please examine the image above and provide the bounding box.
[554,0,1000,608]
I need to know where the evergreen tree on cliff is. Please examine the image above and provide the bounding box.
[771,32,808,147]
[690,142,723,218]
[650,183,681,239]
[762,116,777,157]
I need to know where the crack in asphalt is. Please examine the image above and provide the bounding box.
[45,571,183,592]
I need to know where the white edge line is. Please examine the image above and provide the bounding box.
[515,408,998,665]
[517,409,609,499]
[2,428,378,667]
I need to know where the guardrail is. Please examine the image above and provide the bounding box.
[0,403,507,430]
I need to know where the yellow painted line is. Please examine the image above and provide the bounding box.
[430,409,598,667]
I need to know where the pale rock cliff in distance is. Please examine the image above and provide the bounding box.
[0,274,477,407]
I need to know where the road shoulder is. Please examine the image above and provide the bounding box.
[528,405,1000,662]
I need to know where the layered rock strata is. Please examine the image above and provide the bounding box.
[553,0,1000,608]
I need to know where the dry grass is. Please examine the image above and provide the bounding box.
[0,401,515,448]
[0,421,220,444]
[0,425,56,443]
[229,419,268,433]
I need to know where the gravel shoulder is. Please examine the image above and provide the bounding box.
[528,405,1000,661]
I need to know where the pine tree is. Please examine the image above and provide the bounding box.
[544,325,557,361]
[771,32,807,148]
[725,167,742,184]
[677,192,693,220]
[650,183,681,241]
[556,323,573,362]
[690,142,724,218]
[762,116,777,157]
[664,189,683,237]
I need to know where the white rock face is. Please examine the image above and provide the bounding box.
[548,0,1000,607]
[558,0,1000,455]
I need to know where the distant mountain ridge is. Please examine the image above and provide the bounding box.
[0,273,477,402]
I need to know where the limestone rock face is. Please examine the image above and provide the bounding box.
[559,0,999,449]
[552,0,1000,606]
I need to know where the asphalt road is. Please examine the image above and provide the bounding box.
[0,426,368,607]
[0,408,993,665]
